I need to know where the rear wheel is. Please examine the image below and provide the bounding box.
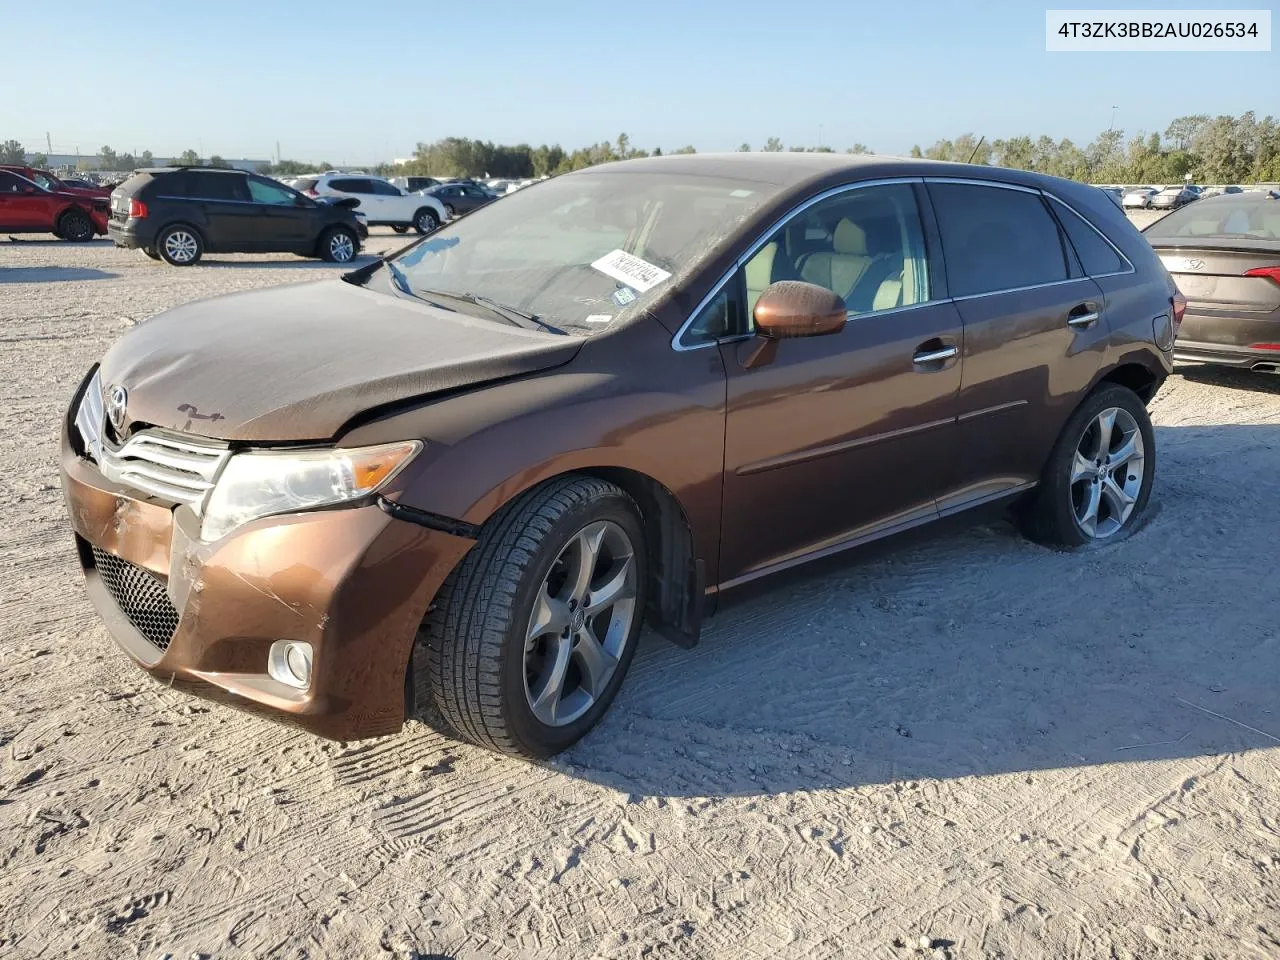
[413,208,439,234]
[57,209,94,243]
[392,225,409,234]
[156,225,203,265]
[442,203,456,219]
[318,226,357,263]
[1016,384,1155,548]
[419,476,646,758]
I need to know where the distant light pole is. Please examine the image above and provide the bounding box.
[1108,105,1119,131]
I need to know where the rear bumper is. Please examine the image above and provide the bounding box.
[107,219,150,249]
[1174,340,1280,369]
[59,421,474,740]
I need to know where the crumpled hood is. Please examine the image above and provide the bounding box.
[98,279,582,442]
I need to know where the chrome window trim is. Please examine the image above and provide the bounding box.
[1044,194,1136,279]
[672,177,926,352]
[923,176,1042,194]
[949,275,1094,302]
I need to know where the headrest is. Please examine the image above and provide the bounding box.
[832,219,868,255]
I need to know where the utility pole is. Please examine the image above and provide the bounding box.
[276,140,281,164]
[46,132,52,155]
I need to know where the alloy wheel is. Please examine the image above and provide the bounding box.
[1070,406,1145,539]
[329,231,355,262]
[416,211,436,232]
[163,230,199,264]
[523,519,638,727]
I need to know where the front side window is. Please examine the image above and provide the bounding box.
[928,182,1069,297]
[29,172,57,191]
[247,177,298,205]
[392,169,778,336]
[742,182,930,319]
[370,180,402,196]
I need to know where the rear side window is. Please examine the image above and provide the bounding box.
[928,182,1069,297]
[0,172,27,193]
[328,178,368,193]
[1050,199,1127,276]
[187,172,246,202]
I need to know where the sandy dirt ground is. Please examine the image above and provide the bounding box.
[3,216,1280,960]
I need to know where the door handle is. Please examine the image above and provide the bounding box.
[912,345,958,365]
[1067,304,1101,329]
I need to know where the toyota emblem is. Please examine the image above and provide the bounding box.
[106,384,129,434]
[1183,258,1205,271]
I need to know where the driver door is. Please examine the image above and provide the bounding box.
[716,181,965,587]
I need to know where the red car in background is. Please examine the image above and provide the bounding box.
[0,165,112,201]
[0,169,109,241]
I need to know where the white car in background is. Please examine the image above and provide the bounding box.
[301,174,448,234]
[1122,187,1160,209]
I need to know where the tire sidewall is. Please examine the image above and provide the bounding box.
[1043,385,1156,548]
[157,224,202,266]
[499,493,647,756]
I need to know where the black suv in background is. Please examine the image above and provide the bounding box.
[107,167,366,266]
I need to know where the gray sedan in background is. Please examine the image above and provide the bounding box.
[1146,192,1280,372]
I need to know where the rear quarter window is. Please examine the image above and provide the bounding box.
[1050,199,1127,276]
[928,182,1070,297]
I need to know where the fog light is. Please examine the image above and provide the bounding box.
[268,640,313,690]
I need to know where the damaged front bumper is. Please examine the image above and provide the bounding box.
[59,420,473,740]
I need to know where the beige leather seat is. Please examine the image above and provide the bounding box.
[744,241,778,319]
[800,219,874,299]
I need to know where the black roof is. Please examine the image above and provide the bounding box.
[137,166,248,175]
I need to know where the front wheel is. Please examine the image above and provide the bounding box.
[392,225,409,234]
[142,247,161,261]
[319,226,357,263]
[419,476,647,758]
[58,209,95,243]
[1016,384,1155,548]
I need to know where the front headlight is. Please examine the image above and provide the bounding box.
[200,441,421,542]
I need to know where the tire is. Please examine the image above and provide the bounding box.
[142,247,161,261]
[318,226,357,263]
[1016,384,1155,548]
[442,203,456,219]
[156,224,203,266]
[420,475,648,758]
[412,207,440,234]
[392,225,409,234]
[57,209,94,243]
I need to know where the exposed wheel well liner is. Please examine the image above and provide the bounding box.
[1099,362,1162,404]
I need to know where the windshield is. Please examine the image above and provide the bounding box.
[391,169,780,335]
[1145,196,1280,240]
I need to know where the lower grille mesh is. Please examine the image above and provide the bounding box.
[91,547,180,651]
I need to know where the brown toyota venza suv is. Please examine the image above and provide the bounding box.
[60,154,1178,758]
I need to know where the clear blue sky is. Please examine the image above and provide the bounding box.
[4,0,1275,163]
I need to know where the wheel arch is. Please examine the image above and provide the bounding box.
[1095,360,1164,404]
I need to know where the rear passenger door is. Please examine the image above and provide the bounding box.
[329,178,379,220]
[188,172,258,250]
[924,179,1109,511]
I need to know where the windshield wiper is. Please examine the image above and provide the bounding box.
[410,287,565,335]
[463,292,565,335]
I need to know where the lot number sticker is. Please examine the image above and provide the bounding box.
[591,249,672,292]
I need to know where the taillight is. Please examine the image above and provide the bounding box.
[1248,343,1280,351]
[128,198,148,219]
[1171,289,1186,334]
[1244,265,1280,286]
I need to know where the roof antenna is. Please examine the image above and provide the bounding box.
[965,136,986,165]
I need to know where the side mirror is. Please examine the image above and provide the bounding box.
[753,280,847,339]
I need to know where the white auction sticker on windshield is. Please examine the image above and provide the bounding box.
[590,249,672,293]
[584,314,613,324]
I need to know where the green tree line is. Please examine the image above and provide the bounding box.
[911,113,1280,183]
[6,114,1277,183]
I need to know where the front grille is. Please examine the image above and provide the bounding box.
[75,372,231,506]
[91,547,180,651]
